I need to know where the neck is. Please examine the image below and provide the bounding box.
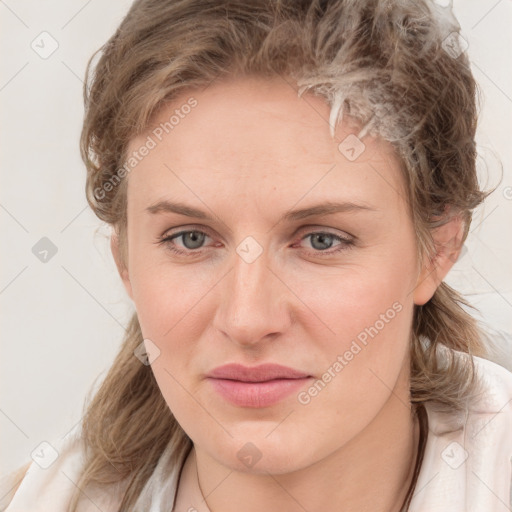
[177,372,420,512]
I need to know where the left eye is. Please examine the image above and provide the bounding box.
[300,232,349,252]
[159,230,353,256]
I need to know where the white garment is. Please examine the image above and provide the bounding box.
[1,353,511,512]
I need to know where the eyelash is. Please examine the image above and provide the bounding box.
[157,227,355,257]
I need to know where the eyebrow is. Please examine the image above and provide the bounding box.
[145,199,377,222]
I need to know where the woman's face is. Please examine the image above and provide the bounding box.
[118,76,430,474]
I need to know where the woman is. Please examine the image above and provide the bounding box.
[1,0,511,510]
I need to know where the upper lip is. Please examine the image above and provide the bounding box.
[207,363,310,382]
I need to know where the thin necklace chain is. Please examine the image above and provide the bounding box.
[399,402,429,512]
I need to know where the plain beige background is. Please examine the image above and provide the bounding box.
[1,0,511,476]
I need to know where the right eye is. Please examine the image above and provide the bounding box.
[159,229,214,255]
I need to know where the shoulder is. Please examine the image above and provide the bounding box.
[465,353,512,448]
[0,431,123,512]
[0,462,31,510]
[428,350,512,436]
[471,352,512,403]
[410,352,512,511]
[0,432,88,511]
[0,429,190,512]
[425,349,512,429]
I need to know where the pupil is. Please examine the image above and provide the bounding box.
[312,234,332,250]
[184,231,204,249]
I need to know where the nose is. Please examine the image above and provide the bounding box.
[212,242,292,348]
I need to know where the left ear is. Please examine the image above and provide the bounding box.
[413,213,465,306]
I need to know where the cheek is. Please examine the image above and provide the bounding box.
[131,268,209,426]
[285,267,414,452]
[287,256,413,345]
[283,254,415,408]
[128,262,218,411]
[129,257,214,340]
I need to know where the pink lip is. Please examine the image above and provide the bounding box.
[208,363,310,381]
[207,363,312,408]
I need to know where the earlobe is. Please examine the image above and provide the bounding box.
[110,232,133,300]
[413,214,464,306]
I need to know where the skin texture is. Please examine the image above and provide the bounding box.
[112,76,463,512]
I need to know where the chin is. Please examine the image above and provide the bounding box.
[204,431,323,475]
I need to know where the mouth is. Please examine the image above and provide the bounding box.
[207,362,311,382]
[206,363,312,408]
[207,377,313,408]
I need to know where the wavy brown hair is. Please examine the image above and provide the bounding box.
[47,0,495,509]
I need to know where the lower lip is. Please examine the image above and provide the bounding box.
[207,377,312,408]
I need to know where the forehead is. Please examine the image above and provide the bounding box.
[124,76,407,215]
